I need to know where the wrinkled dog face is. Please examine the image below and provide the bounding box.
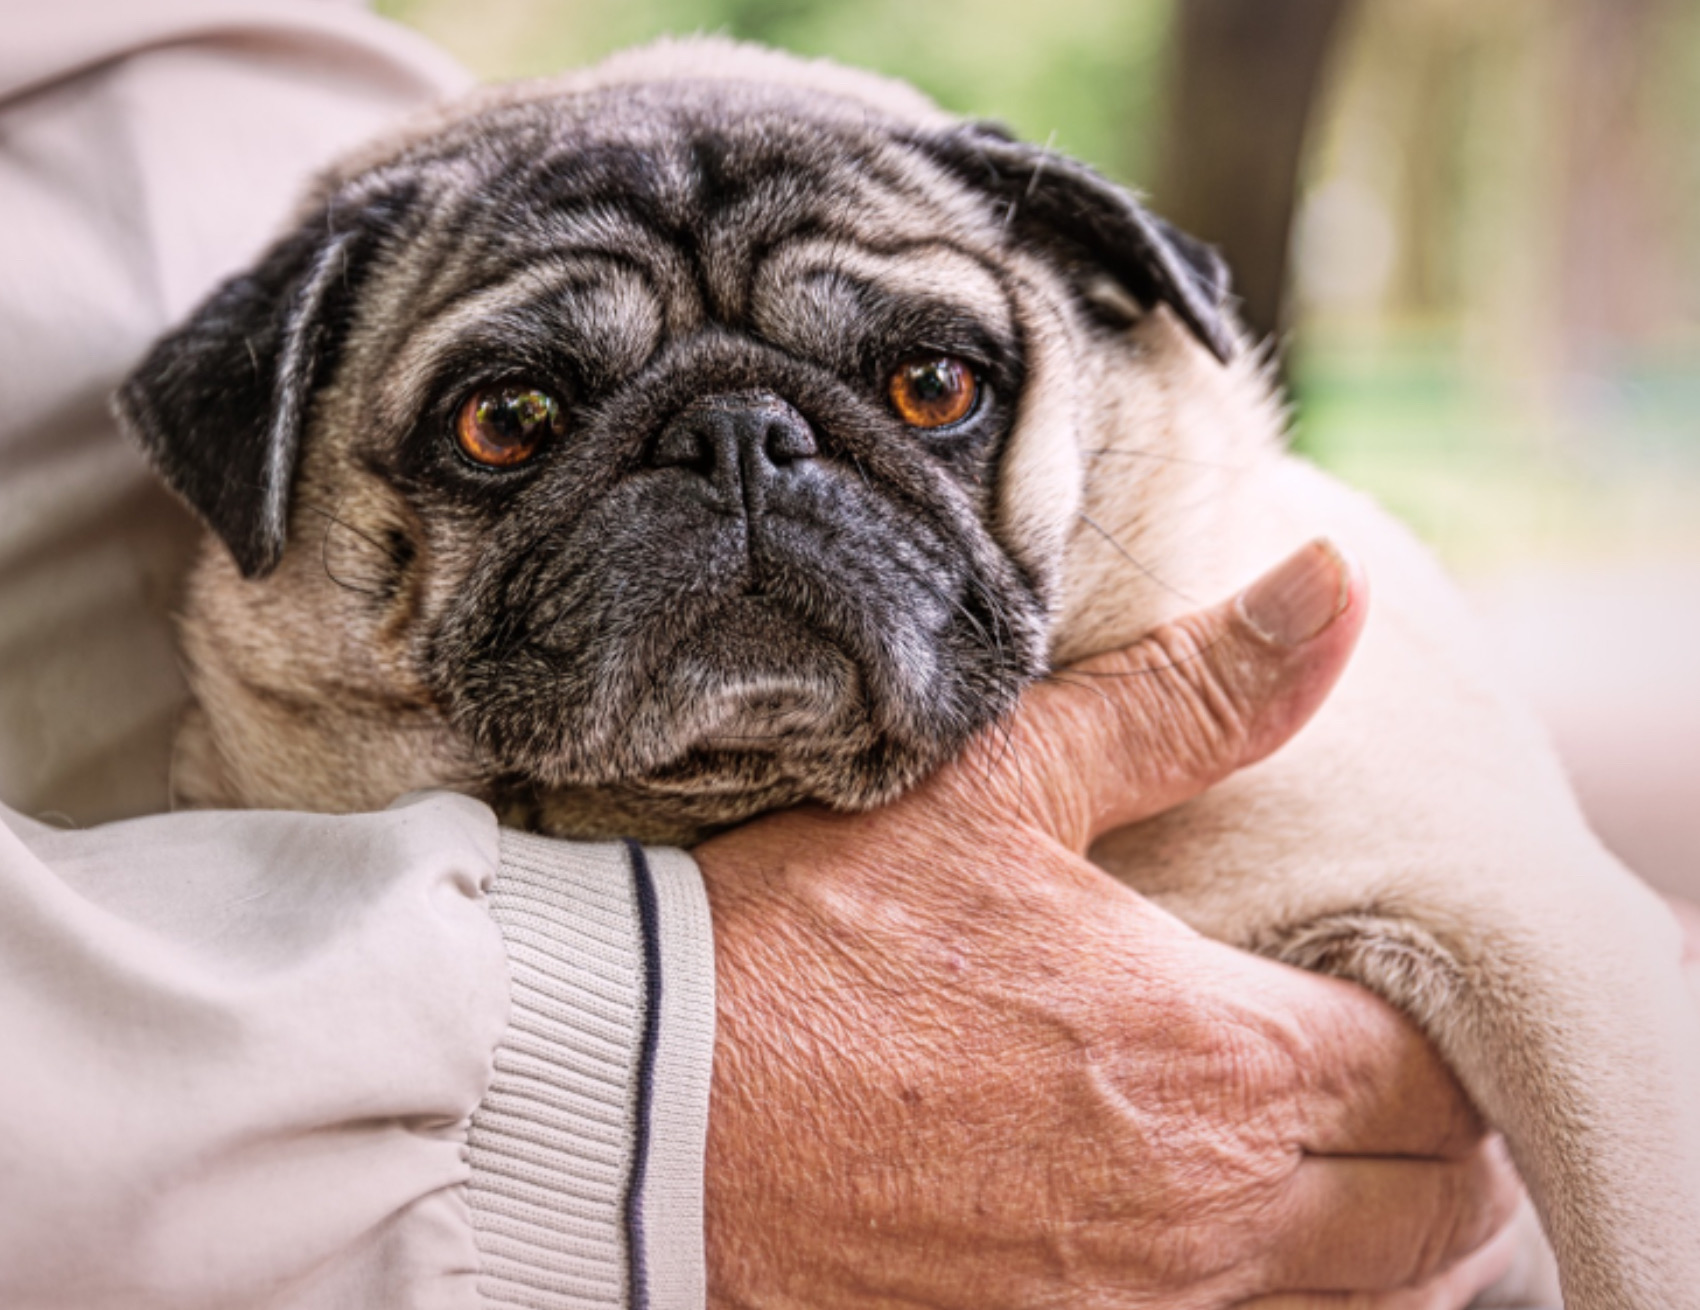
[120,44,1232,839]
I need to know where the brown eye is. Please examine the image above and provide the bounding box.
[454,385,565,467]
[887,356,978,429]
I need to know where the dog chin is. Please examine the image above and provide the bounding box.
[512,602,848,770]
[645,627,862,763]
[503,604,961,839]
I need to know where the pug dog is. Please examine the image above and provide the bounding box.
[116,38,1699,1310]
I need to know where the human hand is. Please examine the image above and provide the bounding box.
[695,540,1522,1309]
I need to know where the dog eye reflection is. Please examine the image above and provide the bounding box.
[887,355,978,429]
[454,384,566,467]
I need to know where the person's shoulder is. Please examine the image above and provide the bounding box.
[0,0,471,108]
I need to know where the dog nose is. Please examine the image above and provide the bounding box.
[649,394,818,510]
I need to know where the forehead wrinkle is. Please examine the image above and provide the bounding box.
[753,236,1016,342]
[489,131,708,299]
[667,116,941,324]
[380,193,676,325]
[524,130,703,221]
[522,265,663,389]
[476,197,708,339]
[533,201,707,336]
[696,170,845,322]
[481,201,689,285]
[375,257,662,427]
[695,152,975,329]
[381,200,704,401]
[804,156,975,255]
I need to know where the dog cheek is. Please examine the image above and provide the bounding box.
[991,292,1088,608]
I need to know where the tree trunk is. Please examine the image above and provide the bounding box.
[1558,0,1674,370]
[1156,0,1357,348]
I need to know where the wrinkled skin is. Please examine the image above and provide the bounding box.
[697,550,1525,1309]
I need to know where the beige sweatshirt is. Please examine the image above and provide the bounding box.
[0,3,715,1306]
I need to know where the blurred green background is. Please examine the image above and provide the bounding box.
[377,0,1700,576]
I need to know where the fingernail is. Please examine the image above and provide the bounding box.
[1237,539,1352,646]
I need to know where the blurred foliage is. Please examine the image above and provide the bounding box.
[1288,0,1700,568]
[376,0,1173,183]
[376,0,1700,574]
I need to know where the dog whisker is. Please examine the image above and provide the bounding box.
[1082,445,1240,470]
[1077,511,1194,603]
[301,500,389,599]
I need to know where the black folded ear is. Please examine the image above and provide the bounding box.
[919,123,1236,364]
[115,187,414,578]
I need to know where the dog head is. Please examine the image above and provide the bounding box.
[118,40,1259,840]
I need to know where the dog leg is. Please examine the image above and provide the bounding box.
[1258,863,1700,1310]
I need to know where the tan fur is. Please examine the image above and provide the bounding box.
[162,41,1700,1308]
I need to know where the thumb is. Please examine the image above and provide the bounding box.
[953,539,1367,853]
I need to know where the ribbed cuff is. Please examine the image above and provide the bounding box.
[467,833,715,1310]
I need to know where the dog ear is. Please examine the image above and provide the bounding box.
[920,123,1236,364]
[115,187,413,578]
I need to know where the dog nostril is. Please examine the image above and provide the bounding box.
[763,414,817,465]
[650,416,718,475]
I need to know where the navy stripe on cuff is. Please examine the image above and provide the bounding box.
[622,838,665,1310]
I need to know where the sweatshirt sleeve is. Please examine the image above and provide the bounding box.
[0,796,717,1310]
[470,835,715,1310]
